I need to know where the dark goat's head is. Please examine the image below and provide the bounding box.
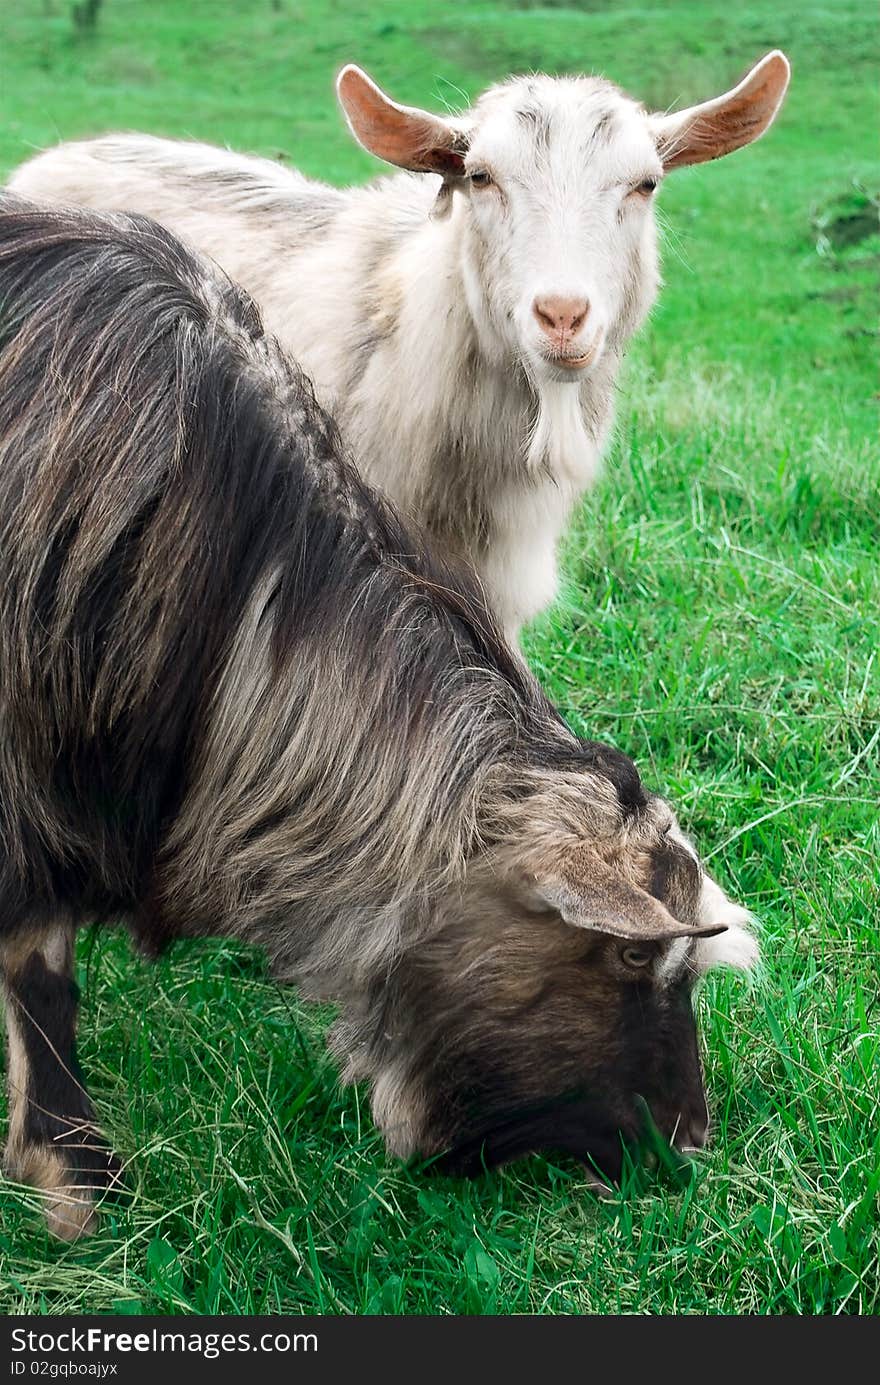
[336,788,755,1184]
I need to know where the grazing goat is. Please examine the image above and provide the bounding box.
[7,53,791,640]
[0,197,755,1240]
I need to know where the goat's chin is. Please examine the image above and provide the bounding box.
[435,1096,633,1182]
[541,365,587,386]
[535,356,600,385]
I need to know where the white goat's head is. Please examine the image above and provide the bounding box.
[337,53,790,384]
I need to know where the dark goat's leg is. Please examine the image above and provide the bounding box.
[1,921,120,1239]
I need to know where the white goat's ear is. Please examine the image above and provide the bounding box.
[337,65,469,175]
[523,857,726,944]
[651,50,791,171]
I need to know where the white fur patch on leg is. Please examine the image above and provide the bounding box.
[18,1145,98,1242]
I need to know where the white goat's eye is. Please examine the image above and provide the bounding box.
[633,177,659,197]
[469,170,493,189]
[621,946,653,970]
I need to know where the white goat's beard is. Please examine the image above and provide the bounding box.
[525,379,601,488]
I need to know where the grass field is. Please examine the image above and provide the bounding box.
[0,0,877,1316]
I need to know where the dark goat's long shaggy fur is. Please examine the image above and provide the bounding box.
[0,196,546,934]
[0,195,744,1238]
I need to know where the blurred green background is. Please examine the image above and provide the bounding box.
[0,0,877,1315]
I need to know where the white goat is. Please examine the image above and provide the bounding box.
[9,53,790,639]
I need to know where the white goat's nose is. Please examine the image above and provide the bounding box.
[532,295,590,343]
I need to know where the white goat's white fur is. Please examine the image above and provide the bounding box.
[7,54,790,641]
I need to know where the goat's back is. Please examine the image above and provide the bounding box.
[0,195,346,927]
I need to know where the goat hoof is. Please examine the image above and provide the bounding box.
[6,1137,124,1241]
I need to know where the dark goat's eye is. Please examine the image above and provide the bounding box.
[469,170,493,188]
[635,177,658,196]
[621,946,653,970]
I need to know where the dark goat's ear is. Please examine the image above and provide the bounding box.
[650,50,791,170]
[524,855,726,943]
[337,64,470,176]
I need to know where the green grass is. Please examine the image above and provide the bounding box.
[0,0,878,1315]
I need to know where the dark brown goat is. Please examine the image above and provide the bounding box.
[0,196,756,1238]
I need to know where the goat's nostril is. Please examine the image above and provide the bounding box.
[532,295,591,339]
